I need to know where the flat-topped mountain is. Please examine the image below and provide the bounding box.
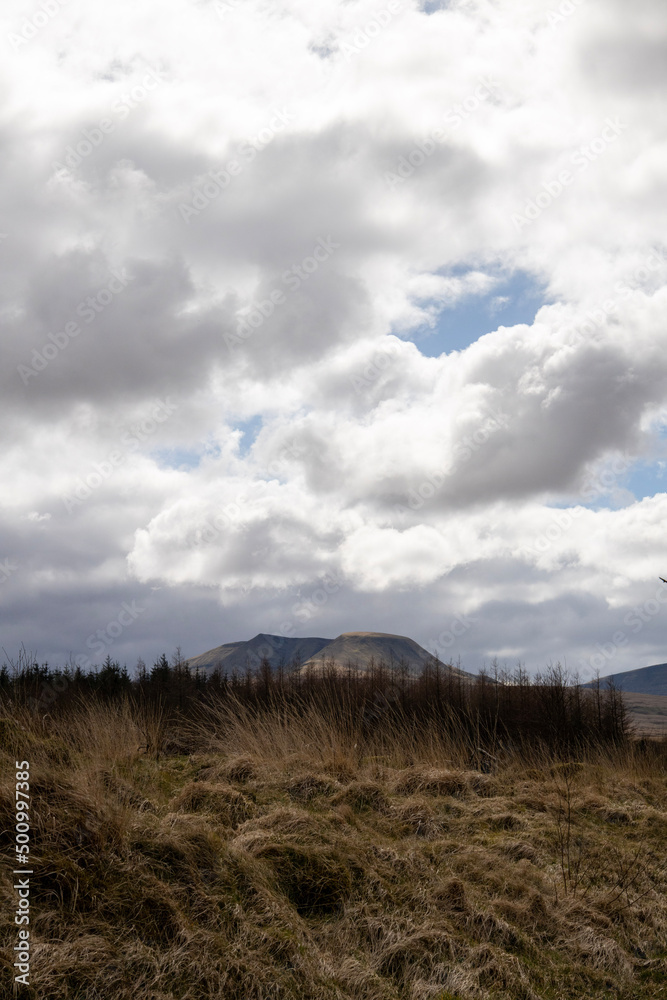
[300,631,472,677]
[187,630,474,678]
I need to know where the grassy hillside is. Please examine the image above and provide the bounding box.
[1,693,666,1000]
[622,692,667,737]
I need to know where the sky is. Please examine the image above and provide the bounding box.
[2,0,667,680]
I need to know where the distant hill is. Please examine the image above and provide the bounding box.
[584,662,667,696]
[301,631,475,678]
[187,630,474,679]
[187,633,331,674]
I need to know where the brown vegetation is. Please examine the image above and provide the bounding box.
[0,661,666,998]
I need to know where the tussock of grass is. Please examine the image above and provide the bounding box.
[286,774,340,803]
[0,696,666,999]
[221,755,257,784]
[253,841,354,916]
[393,767,468,798]
[332,780,391,813]
[170,781,256,827]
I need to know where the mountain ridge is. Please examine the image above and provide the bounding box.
[583,661,667,696]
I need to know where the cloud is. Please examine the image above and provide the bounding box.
[2,0,667,676]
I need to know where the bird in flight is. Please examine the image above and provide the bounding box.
[660,577,667,584]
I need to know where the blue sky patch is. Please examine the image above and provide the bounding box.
[237,415,264,456]
[405,270,550,357]
[607,458,667,506]
[563,452,667,511]
[151,447,204,471]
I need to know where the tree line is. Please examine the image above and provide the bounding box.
[0,647,633,755]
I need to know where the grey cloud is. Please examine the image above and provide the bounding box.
[3,251,239,417]
[579,0,667,94]
[231,269,371,376]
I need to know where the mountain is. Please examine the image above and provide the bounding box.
[187,633,331,674]
[300,631,475,678]
[584,662,667,696]
[187,630,474,678]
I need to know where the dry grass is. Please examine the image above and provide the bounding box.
[0,695,666,999]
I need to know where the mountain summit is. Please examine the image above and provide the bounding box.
[186,633,331,674]
[300,631,470,676]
